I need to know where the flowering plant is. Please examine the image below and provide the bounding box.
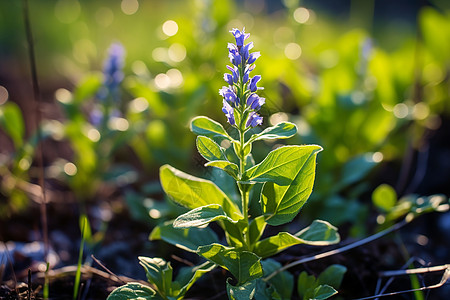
[109,28,340,299]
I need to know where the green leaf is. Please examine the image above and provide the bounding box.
[227,279,257,300]
[196,136,227,162]
[296,220,340,245]
[150,221,218,252]
[248,122,297,144]
[160,165,242,220]
[197,243,263,285]
[261,259,293,300]
[248,216,267,246]
[205,160,239,179]
[311,285,338,300]
[174,261,216,297]
[173,204,238,228]
[244,145,322,185]
[317,265,347,289]
[0,102,25,149]
[222,220,246,248]
[260,146,322,226]
[139,257,173,296]
[372,184,397,213]
[190,116,231,140]
[297,271,317,300]
[337,153,379,189]
[254,220,339,258]
[107,282,159,300]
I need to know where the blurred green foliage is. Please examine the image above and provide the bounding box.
[0,0,449,228]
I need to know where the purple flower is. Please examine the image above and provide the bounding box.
[243,65,255,83]
[230,28,250,47]
[226,65,239,83]
[222,100,235,125]
[103,42,125,90]
[248,75,261,92]
[228,43,242,66]
[219,86,239,106]
[240,42,253,61]
[246,93,265,110]
[246,112,263,128]
[248,51,261,64]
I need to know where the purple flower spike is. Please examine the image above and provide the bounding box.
[222,100,236,125]
[230,28,250,47]
[248,75,261,92]
[246,112,263,128]
[248,51,261,64]
[246,93,265,110]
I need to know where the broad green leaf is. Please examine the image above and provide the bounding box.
[190,116,231,140]
[227,279,257,300]
[222,219,246,248]
[244,145,322,185]
[248,216,267,246]
[107,282,159,300]
[296,220,340,244]
[297,271,317,300]
[138,257,173,295]
[261,146,322,226]
[0,102,24,149]
[248,122,297,143]
[173,204,238,228]
[196,136,226,162]
[205,160,239,179]
[254,279,282,300]
[311,285,337,300]
[150,221,218,252]
[262,259,293,300]
[317,265,347,289]
[173,261,216,298]
[337,153,379,189]
[197,243,263,285]
[254,220,339,258]
[160,165,242,220]
[372,184,397,212]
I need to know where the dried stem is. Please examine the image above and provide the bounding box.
[21,0,49,262]
[264,219,409,281]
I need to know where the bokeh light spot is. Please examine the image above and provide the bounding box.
[166,69,183,88]
[284,43,302,60]
[55,0,80,24]
[121,0,139,15]
[162,20,178,37]
[108,117,129,131]
[393,103,409,119]
[154,73,170,90]
[87,128,101,142]
[372,152,383,163]
[412,102,430,120]
[130,97,149,113]
[64,162,77,176]
[293,7,310,24]
[0,86,9,105]
[269,112,289,125]
[55,88,72,104]
[168,43,186,62]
